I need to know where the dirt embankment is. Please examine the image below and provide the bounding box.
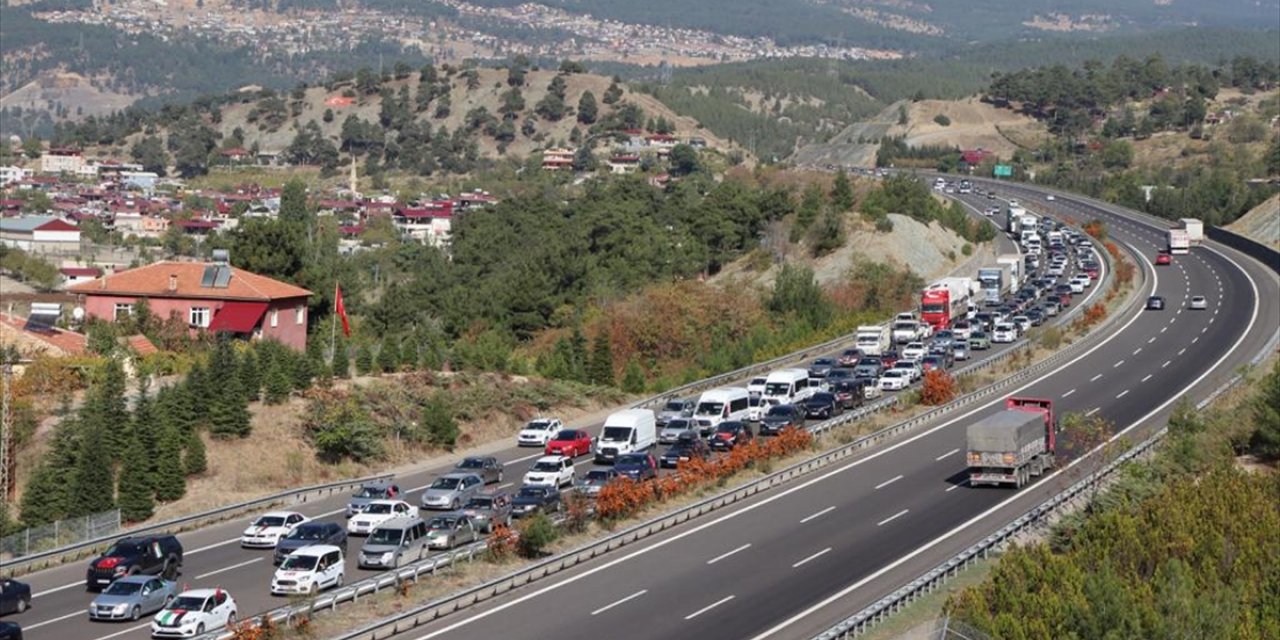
[1227,194,1280,251]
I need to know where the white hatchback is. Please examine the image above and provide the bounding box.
[151,589,236,638]
[1189,295,1207,310]
[271,545,344,596]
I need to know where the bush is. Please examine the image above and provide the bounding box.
[933,114,952,126]
[302,396,385,463]
[920,369,957,405]
[517,513,559,558]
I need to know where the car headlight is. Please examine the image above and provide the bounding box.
[381,552,395,562]
[115,603,130,613]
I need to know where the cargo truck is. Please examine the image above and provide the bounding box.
[920,277,974,331]
[996,253,1022,291]
[977,266,1006,305]
[966,397,1056,488]
[855,325,890,356]
[1167,229,1190,255]
[1178,218,1204,246]
[1004,202,1027,234]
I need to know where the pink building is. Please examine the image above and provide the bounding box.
[69,259,313,351]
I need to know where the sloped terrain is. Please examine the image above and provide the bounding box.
[1227,194,1280,250]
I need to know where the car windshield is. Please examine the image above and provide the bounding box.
[665,419,691,430]
[663,401,686,412]
[533,460,563,472]
[814,358,835,366]
[289,526,329,541]
[885,371,904,378]
[616,454,647,465]
[602,426,632,441]
[104,542,142,556]
[517,487,545,499]
[365,503,395,514]
[695,402,724,416]
[354,487,387,499]
[764,382,791,396]
[553,430,579,440]
[457,458,485,469]
[765,406,791,417]
[429,517,458,530]
[750,377,766,386]
[715,424,738,433]
[167,596,206,611]
[811,394,833,402]
[430,477,461,490]
[893,321,915,330]
[367,528,404,545]
[525,420,553,431]
[585,470,614,482]
[465,497,494,509]
[104,580,144,595]
[280,555,318,571]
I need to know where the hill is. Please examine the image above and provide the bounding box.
[1227,194,1280,250]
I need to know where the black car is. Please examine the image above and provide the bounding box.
[86,535,183,591]
[825,367,856,384]
[807,357,837,379]
[0,621,21,640]
[614,453,659,481]
[1146,295,1166,310]
[710,421,754,450]
[830,380,867,410]
[1026,309,1045,326]
[0,579,31,616]
[801,392,843,420]
[760,404,805,435]
[659,434,711,468]
[511,485,562,518]
[926,345,955,368]
[972,312,994,331]
[273,521,348,565]
[853,357,883,380]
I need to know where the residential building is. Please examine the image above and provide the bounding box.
[392,201,454,247]
[0,310,88,364]
[608,155,641,175]
[68,255,313,351]
[541,147,575,171]
[0,166,32,186]
[0,216,82,252]
[39,149,86,176]
[59,266,104,289]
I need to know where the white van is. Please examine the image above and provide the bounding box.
[359,516,429,570]
[270,545,344,596]
[762,369,815,406]
[992,322,1018,343]
[855,325,890,356]
[595,409,657,463]
[692,387,751,432]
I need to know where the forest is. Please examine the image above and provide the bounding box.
[948,363,1280,639]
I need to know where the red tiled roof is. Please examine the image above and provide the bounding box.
[37,219,79,232]
[69,260,312,301]
[126,334,159,356]
[0,312,88,357]
[60,267,103,277]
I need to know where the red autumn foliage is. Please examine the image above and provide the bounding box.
[921,369,958,405]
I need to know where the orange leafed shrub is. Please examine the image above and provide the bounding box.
[486,523,518,559]
[227,617,280,640]
[1083,220,1107,240]
[920,369,957,405]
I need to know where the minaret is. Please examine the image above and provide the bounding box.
[349,154,358,198]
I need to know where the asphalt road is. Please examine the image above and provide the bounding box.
[8,195,1044,640]
[369,183,1277,640]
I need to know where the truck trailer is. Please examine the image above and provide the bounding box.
[1168,229,1190,255]
[1179,218,1204,246]
[996,253,1023,291]
[919,277,974,332]
[966,397,1056,488]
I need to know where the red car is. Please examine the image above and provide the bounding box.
[879,350,900,369]
[545,429,594,457]
[837,348,862,367]
[1155,254,1172,265]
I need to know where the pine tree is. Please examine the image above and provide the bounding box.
[153,422,187,502]
[292,352,316,390]
[331,342,351,379]
[117,433,155,522]
[587,332,615,387]
[831,169,855,210]
[576,91,598,125]
[89,359,130,456]
[130,388,159,488]
[420,393,459,448]
[355,342,374,375]
[207,372,251,439]
[263,361,293,405]
[184,362,210,425]
[569,328,589,383]
[621,360,647,393]
[70,419,116,517]
[19,462,72,526]
[239,349,261,402]
[377,339,400,373]
[183,428,208,476]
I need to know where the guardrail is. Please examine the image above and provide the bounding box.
[4,474,392,576]
[224,226,1132,640]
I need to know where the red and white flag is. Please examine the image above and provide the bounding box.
[335,284,352,337]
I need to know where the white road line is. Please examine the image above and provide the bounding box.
[793,548,832,568]
[1116,390,1129,399]
[1142,374,1153,382]
[875,475,904,490]
[935,448,960,461]
[195,557,261,580]
[1091,374,1103,382]
[1132,348,1142,355]
[1086,407,1101,416]
[591,590,647,616]
[877,510,909,527]
[1148,337,1156,344]
[1062,389,1076,398]
[22,610,82,630]
[946,483,964,492]
[706,543,751,565]
[1178,348,1187,355]
[686,595,736,620]
[1161,326,1168,333]
[91,622,152,640]
[1192,337,1199,344]
[1201,327,1208,333]
[1163,360,1171,368]
[1113,360,1125,367]
[505,451,546,467]
[800,506,835,524]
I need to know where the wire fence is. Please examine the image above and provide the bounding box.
[1,509,121,563]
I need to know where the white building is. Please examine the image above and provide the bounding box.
[0,166,33,186]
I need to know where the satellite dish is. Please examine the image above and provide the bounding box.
[72,307,85,321]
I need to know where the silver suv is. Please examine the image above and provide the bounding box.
[420,473,484,510]
[460,490,514,533]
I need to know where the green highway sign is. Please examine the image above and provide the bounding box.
[993,164,1013,177]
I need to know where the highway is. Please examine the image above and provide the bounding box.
[364,184,1277,640]
[7,195,1041,640]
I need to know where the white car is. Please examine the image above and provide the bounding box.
[892,361,923,383]
[523,456,575,488]
[1011,315,1032,333]
[1046,194,1056,201]
[270,545,344,596]
[1189,295,1207,310]
[747,377,767,397]
[240,511,309,548]
[347,500,418,535]
[1068,279,1084,293]
[516,418,563,447]
[150,588,236,638]
[878,370,910,391]
[992,323,1018,343]
[901,341,926,361]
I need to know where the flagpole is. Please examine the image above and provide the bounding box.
[330,283,339,363]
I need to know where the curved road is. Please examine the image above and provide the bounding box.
[368,184,1278,640]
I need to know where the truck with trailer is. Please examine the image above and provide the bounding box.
[1178,218,1204,246]
[920,277,975,332]
[1004,202,1027,234]
[855,325,890,356]
[966,397,1056,488]
[1167,229,1191,255]
[977,266,1009,305]
[996,253,1023,292]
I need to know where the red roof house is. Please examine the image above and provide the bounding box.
[68,260,314,351]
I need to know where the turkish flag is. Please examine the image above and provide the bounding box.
[335,284,351,337]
